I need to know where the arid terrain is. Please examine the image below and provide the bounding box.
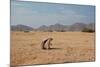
[11,31,95,66]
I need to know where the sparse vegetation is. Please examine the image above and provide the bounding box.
[82,28,95,33]
[24,31,30,32]
[60,30,66,32]
[48,30,53,32]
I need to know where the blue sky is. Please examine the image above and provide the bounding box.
[11,1,95,28]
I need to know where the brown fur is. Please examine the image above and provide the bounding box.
[41,38,53,50]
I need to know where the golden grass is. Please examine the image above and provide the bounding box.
[11,31,95,66]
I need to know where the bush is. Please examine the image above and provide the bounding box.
[60,30,66,32]
[48,30,53,32]
[24,31,30,32]
[82,28,95,33]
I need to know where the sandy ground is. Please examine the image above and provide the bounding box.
[11,31,95,66]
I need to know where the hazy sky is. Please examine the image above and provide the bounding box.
[11,0,95,28]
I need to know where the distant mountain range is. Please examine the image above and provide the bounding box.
[11,23,95,32]
[11,24,33,31]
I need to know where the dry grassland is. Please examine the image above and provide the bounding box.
[11,31,95,66]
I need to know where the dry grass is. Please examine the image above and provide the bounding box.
[11,31,95,66]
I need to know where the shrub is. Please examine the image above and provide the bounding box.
[48,30,53,32]
[82,28,95,33]
[60,30,66,32]
[24,30,30,32]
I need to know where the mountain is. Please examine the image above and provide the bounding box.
[11,24,33,31]
[86,23,95,31]
[41,23,95,32]
[36,25,49,31]
[11,22,95,32]
[69,23,87,31]
[37,23,69,32]
[48,23,69,31]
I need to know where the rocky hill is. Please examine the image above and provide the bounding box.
[11,23,95,32]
